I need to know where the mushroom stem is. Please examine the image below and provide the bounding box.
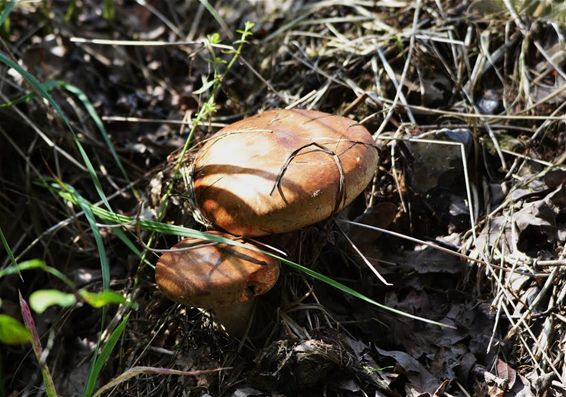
[213,300,255,337]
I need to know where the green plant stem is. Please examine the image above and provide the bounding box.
[133,23,254,287]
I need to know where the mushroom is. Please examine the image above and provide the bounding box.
[191,109,378,236]
[155,232,280,336]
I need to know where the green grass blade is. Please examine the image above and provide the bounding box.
[56,187,116,397]
[0,52,112,211]
[0,259,46,276]
[64,0,77,22]
[65,186,110,291]
[59,83,132,188]
[83,314,129,397]
[0,226,17,267]
[55,183,453,329]
[277,256,452,328]
[0,80,62,108]
[0,258,75,288]
[0,0,16,26]
[0,230,77,290]
[102,0,115,20]
[111,228,152,267]
[198,0,232,38]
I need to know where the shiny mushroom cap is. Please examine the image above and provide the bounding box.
[192,109,378,236]
[155,233,280,310]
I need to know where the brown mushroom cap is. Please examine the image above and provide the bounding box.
[155,233,280,310]
[192,109,378,236]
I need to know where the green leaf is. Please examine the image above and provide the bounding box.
[207,32,221,45]
[202,101,217,114]
[193,77,216,94]
[29,290,77,314]
[0,314,31,345]
[79,290,126,308]
[244,21,255,31]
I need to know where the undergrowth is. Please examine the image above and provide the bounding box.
[1,1,565,396]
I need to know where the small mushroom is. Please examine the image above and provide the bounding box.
[155,232,280,336]
[191,109,378,236]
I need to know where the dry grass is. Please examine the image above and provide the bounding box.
[1,0,565,395]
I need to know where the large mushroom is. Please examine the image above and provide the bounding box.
[190,109,378,236]
[155,232,280,336]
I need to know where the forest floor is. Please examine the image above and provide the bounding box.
[1,1,566,396]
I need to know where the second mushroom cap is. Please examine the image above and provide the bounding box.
[155,233,280,310]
